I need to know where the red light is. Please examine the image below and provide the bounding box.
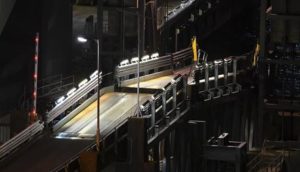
[33,91,37,97]
[32,109,36,115]
[34,55,38,61]
[35,37,39,43]
[33,73,37,79]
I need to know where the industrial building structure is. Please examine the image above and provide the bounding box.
[0,0,300,171]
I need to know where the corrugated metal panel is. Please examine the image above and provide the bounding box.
[0,114,11,144]
[0,0,16,36]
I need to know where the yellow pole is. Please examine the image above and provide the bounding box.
[253,43,260,66]
[192,36,198,62]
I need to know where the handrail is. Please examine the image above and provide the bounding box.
[51,97,148,172]
[46,74,102,123]
[0,120,44,160]
[51,74,188,171]
[3,47,193,169]
[115,47,193,84]
[115,55,172,80]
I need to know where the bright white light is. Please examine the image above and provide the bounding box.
[67,87,76,97]
[89,70,98,79]
[141,55,150,62]
[150,52,159,59]
[77,36,88,43]
[120,59,129,66]
[56,96,65,105]
[224,57,232,63]
[131,57,139,64]
[78,79,88,88]
[214,59,223,65]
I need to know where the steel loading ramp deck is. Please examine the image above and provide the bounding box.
[125,66,192,89]
[127,76,174,89]
[1,93,152,172]
[54,92,152,138]
[54,72,184,138]
[1,137,93,172]
[1,73,180,171]
[1,92,152,172]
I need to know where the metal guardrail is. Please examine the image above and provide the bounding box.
[115,55,172,81]
[51,74,189,172]
[46,73,102,123]
[1,47,193,169]
[142,75,188,145]
[0,120,44,160]
[0,74,102,162]
[172,47,193,63]
[194,56,244,101]
[48,47,192,125]
[48,48,191,124]
[115,47,193,85]
[141,75,185,125]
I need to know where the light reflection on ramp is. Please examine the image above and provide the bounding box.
[55,92,151,139]
[128,75,174,89]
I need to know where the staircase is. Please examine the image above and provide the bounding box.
[0,0,16,36]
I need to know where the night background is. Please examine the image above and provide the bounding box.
[1,0,300,171]
[0,0,258,117]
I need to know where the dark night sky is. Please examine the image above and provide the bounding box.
[0,0,41,114]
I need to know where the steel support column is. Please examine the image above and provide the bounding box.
[257,0,267,148]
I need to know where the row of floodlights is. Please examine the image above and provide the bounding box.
[55,70,102,106]
[119,52,159,67]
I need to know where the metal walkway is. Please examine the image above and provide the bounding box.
[1,72,185,171]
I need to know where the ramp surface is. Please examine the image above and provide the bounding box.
[55,92,152,138]
[1,137,92,172]
[1,72,190,171]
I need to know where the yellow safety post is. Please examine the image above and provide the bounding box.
[253,43,260,67]
[192,36,198,62]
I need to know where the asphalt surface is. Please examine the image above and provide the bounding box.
[1,137,93,172]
